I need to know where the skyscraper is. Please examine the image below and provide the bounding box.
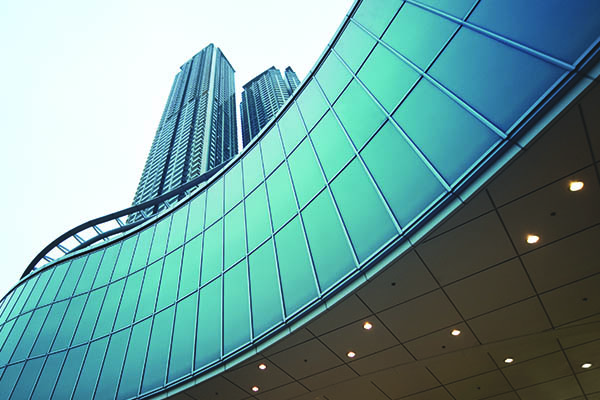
[132,44,237,212]
[239,66,300,147]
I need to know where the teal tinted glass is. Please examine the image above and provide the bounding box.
[225,163,243,212]
[383,3,457,69]
[149,216,171,263]
[53,345,86,398]
[0,362,23,398]
[11,357,44,399]
[361,122,445,227]
[93,279,125,338]
[0,320,18,365]
[130,227,154,273]
[112,235,136,280]
[331,159,397,261]
[316,54,352,103]
[168,292,197,382]
[0,318,16,352]
[205,179,224,227]
[302,191,355,291]
[118,318,151,399]
[187,192,206,239]
[135,260,161,321]
[141,305,174,393]
[278,104,307,154]
[224,204,246,269]
[393,79,500,184]
[195,277,221,369]
[72,337,108,399]
[223,260,250,354]
[287,138,325,207]
[157,248,182,309]
[0,286,21,323]
[93,244,120,289]
[358,44,420,112]
[274,218,319,316]
[0,312,30,364]
[201,220,223,285]
[242,147,264,194]
[260,127,285,176]
[72,287,106,345]
[59,258,86,299]
[52,295,86,351]
[418,0,475,17]
[30,300,68,356]
[353,0,401,37]
[296,79,329,132]
[30,352,66,400]
[334,80,386,149]
[266,163,296,231]
[249,240,283,336]
[310,111,355,180]
[22,271,50,312]
[11,306,49,362]
[114,269,143,330]
[95,328,129,399]
[180,234,202,297]
[39,262,68,305]
[245,184,271,252]
[10,277,35,317]
[334,21,376,72]
[167,205,188,253]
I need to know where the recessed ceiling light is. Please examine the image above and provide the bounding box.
[569,181,584,192]
[581,362,592,369]
[504,357,514,364]
[258,363,267,370]
[251,386,260,392]
[347,351,356,358]
[451,329,461,336]
[526,234,540,244]
[363,321,373,330]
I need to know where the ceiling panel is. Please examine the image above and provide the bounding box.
[426,350,497,385]
[516,375,582,400]
[580,82,600,156]
[299,364,357,391]
[184,376,248,400]
[224,357,293,394]
[348,344,414,376]
[268,338,342,380]
[540,273,600,326]
[306,295,371,336]
[370,364,439,399]
[445,370,512,400]
[256,382,308,400]
[404,322,479,360]
[502,351,571,389]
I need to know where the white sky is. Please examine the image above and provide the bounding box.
[0,0,355,299]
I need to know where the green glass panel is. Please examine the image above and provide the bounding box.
[419,0,475,17]
[0,362,23,397]
[8,279,35,319]
[30,352,66,400]
[274,217,318,317]
[224,163,243,212]
[39,262,68,305]
[266,163,296,231]
[311,111,354,180]
[0,312,31,365]
[168,293,197,382]
[296,79,329,132]
[334,79,386,149]
[302,191,355,291]
[95,328,129,399]
[130,227,154,273]
[249,240,283,336]
[278,104,307,155]
[242,146,264,194]
[141,306,174,393]
[200,220,222,285]
[195,277,221,369]
[383,3,457,69]
[74,252,102,296]
[167,205,188,253]
[72,288,106,345]
[149,216,171,263]
[157,248,182,310]
[223,260,250,354]
[135,260,161,321]
[358,44,420,112]
[11,357,44,399]
[245,184,271,252]
[11,306,49,362]
[187,192,206,239]
[180,234,202,298]
[114,269,144,330]
[354,0,401,37]
[0,286,22,324]
[316,54,352,103]
[224,204,246,269]
[205,179,224,227]
[30,300,68,356]
[53,345,86,398]
[118,319,151,399]
[334,21,376,72]
[72,337,108,399]
[52,295,86,351]
[288,138,325,207]
[260,127,285,176]
[0,320,16,358]
[93,279,125,339]
[112,235,136,280]
[93,244,120,289]
[22,271,50,312]
[57,258,84,300]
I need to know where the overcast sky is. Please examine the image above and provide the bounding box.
[0,0,355,299]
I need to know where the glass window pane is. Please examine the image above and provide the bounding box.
[157,248,182,310]
[93,244,120,289]
[11,306,49,362]
[249,240,283,336]
[0,362,24,398]
[242,146,264,194]
[418,0,475,17]
[167,205,188,253]
[118,319,151,399]
[274,218,318,316]
[278,104,306,155]
[22,271,50,313]
[245,184,271,252]
[112,235,136,281]
[224,163,243,212]
[334,80,386,149]
[168,292,197,382]
[0,312,30,365]
[30,352,66,400]
[11,357,44,399]
[260,127,285,176]
[94,328,129,399]
[180,234,202,298]
[72,337,108,399]
[288,138,325,208]
[0,287,21,324]
[200,220,223,285]
[72,287,106,345]
[52,294,86,351]
[353,0,401,37]
[141,305,174,393]
[93,279,125,339]
[334,21,376,72]
[223,260,250,354]
[296,79,328,132]
[316,54,352,104]
[205,179,224,227]
[302,191,355,291]
[53,345,86,398]
[187,192,206,240]
[266,163,296,231]
[135,260,161,321]
[131,228,154,274]
[114,269,144,330]
[8,278,35,318]
[39,262,68,305]
[30,300,68,356]
[149,216,171,263]
[224,204,246,269]
[195,277,221,369]
[61,257,86,299]
[311,111,354,180]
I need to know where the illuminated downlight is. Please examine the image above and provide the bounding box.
[504,358,514,364]
[258,363,267,370]
[569,181,584,191]
[581,363,593,369]
[363,321,373,330]
[347,351,356,358]
[451,329,461,336]
[526,234,540,244]
[252,386,260,392]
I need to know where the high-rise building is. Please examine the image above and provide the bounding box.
[132,44,237,212]
[239,66,300,147]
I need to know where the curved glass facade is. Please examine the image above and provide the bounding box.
[1,0,599,398]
